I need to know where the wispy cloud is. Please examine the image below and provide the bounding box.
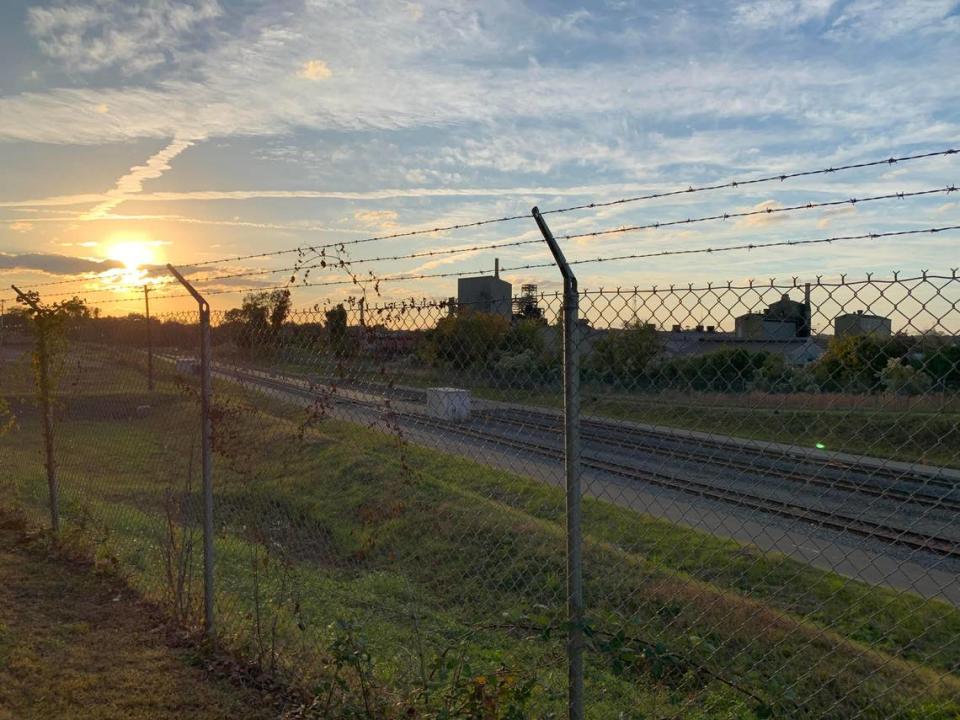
[353,210,398,229]
[0,252,122,276]
[82,137,196,218]
[733,0,835,30]
[827,0,957,40]
[27,0,222,74]
[0,181,692,209]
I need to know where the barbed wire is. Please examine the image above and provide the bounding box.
[563,225,960,269]
[71,223,960,307]
[20,181,958,305]
[541,148,958,216]
[189,236,544,285]
[557,186,957,241]
[8,147,957,292]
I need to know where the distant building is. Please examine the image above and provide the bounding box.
[661,326,824,365]
[457,258,512,319]
[835,311,892,338]
[734,289,812,339]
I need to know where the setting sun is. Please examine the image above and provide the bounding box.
[107,240,156,271]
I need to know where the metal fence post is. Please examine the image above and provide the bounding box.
[11,286,60,534]
[144,285,154,392]
[532,208,584,720]
[166,265,215,635]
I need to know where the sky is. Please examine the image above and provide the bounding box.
[0,0,958,317]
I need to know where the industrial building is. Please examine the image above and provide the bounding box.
[456,259,513,319]
[734,288,812,339]
[661,327,825,365]
[835,311,892,338]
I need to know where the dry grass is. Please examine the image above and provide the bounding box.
[0,514,282,720]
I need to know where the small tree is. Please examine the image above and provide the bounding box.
[423,310,510,369]
[224,289,291,349]
[325,304,350,357]
[14,291,89,532]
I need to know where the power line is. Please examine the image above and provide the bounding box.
[558,186,957,241]
[79,223,960,306]
[13,146,957,289]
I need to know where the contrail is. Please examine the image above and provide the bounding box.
[81,137,195,219]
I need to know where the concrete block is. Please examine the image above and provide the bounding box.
[175,357,200,375]
[426,387,471,422]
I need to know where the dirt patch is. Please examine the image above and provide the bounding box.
[0,515,286,720]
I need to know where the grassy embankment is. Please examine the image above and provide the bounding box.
[2,345,959,718]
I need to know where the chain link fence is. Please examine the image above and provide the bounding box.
[2,271,959,718]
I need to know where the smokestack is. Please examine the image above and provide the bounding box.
[802,282,812,337]
[494,258,500,278]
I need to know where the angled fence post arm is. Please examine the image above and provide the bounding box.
[166,264,215,636]
[531,209,584,720]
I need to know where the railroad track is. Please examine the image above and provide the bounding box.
[497,406,959,490]
[224,367,960,560]
[476,408,960,513]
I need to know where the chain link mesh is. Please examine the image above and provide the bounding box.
[1,272,958,718]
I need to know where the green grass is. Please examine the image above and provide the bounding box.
[2,346,960,718]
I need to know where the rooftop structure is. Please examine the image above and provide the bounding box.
[735,287,812,339]
[835,311,892,338]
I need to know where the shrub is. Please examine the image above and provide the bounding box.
[880,358,933,396]
[588,322,661,386]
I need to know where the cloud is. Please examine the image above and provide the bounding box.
[736,200,791,227]
[9,222,33,232]
[82,137,196,218]
[353,210,398,228]
[95,103,109,113]
[0,180,685,209]
[0,252,122,276]
[815,205,857,229]
[298,59,332,80]
[733,0,835,29]
[27,0,222,74]
[827,0,957,40]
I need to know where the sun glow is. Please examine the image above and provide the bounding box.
[107,241,156,271]
[101,235,165,289]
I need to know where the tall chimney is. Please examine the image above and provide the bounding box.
[802,282,812,337]
[494,258,500,278]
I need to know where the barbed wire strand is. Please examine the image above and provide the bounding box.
[11,147,958,291]
[25,183,957,303]
[64,224,960,307]
[557,186,957,241]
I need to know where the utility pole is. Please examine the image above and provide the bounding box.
[144,285,154,391]
[11,286,59,534]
